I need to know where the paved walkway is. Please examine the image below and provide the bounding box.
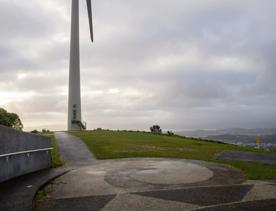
[217,150,276,165]
[34,134,276,210]
[55,132,96,167]
[0,168,67,211]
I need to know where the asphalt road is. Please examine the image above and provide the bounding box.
[217,150,276,165]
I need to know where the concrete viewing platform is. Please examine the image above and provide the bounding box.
[35,157,276,211]
[42,158,244,200]
[32,133,276,210]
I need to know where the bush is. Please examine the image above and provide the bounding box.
[42,129,51,133]
[150,125,162,134]
[167,131,174,136]
[31,130,39,134]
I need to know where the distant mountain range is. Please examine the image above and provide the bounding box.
[175,128,276,151]
[206,134,276,144]
[176,128,276,138]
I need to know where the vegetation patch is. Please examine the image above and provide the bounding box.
[42,133,63,168]
[49,135,63,167]
[71,130,276,180]
[34,189,47,202]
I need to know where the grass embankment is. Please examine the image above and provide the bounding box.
[49,135,63,167]
[42,133,63,168]
[71,130,276,180]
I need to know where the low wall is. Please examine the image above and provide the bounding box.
[0,125,52,183]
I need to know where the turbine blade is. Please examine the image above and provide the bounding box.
[86,0,94,42]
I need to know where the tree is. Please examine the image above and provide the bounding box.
[31,129,39,134]
[0,108,23,130]
[167,131,174,136]
[42,129,51,133]
[150,125,162,134]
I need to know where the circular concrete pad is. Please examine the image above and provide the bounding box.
[46,158,244,200]
[131,160,213,184]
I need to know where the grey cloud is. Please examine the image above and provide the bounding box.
[1,0,276,130]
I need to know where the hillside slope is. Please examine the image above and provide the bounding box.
[70,130,276,179]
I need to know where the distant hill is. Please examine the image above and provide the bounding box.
[176,128,276,138]
[204,133,276,152]
[175,128,276,151]
[206,134,276,144]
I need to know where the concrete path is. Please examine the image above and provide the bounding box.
[36,182,276,211]
[0,168,67,211]
[55,132,95,166]
[217,150,276,165]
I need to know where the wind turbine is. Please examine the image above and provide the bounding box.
[68,0,94,131]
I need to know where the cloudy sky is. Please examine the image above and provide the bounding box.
[0,0,276,131]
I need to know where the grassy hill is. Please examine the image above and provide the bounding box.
[70,130,276,180]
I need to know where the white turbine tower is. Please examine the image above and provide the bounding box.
[68,0,94,131]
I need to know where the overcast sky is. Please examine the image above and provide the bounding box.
[0,0,276,131]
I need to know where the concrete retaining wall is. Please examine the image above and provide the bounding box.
[0,125,52,183]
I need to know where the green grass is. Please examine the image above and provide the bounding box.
[70,130,276,180]
[34,189,47,202]
[48,135,63,167]
[41,133,63,167]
